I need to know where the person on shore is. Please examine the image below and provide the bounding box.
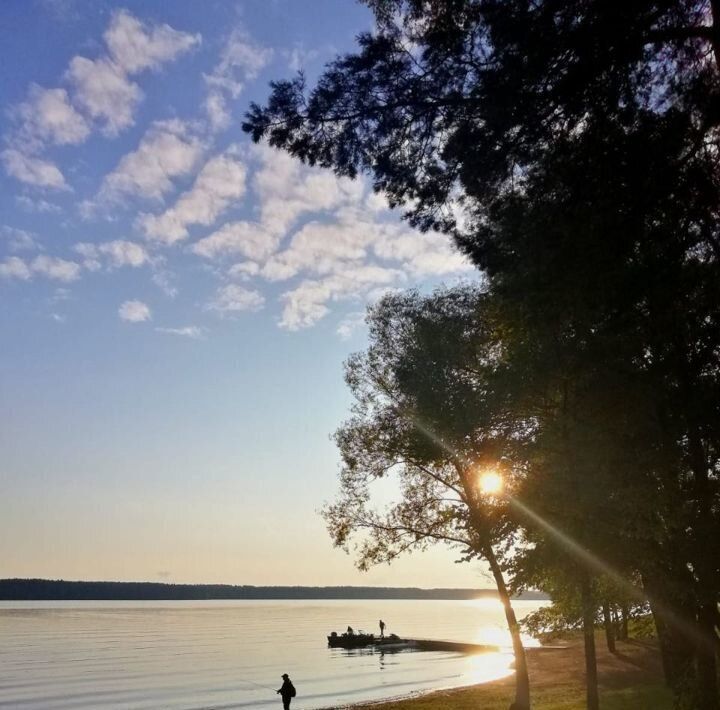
[379,619,385,638]
[276,673,295,710]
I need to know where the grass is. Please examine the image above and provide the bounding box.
[350,635,672,710]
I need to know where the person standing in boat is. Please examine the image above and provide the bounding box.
[346,625,354,635]
[379,619,386,638]
[276,673,296,710]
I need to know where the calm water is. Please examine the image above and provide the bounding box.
[0,599,545,709]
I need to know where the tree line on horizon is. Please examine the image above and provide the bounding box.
[243,2,720,709]
[0,578,546,600]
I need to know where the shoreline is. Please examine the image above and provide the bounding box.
[321,636,670,710]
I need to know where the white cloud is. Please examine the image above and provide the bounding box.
[155,325,205,339]
[207,284,264,315]
[204,93,231,134]
[280,266,404,330]
[74,240,150,270]
[2,226,39,252]
[139,151,247,244]
[16,195,62,213]
[336,311,366,340]
[65,11,199,137]
[191,221,278,261]
[252,144,362,235]
[261,219,380,281]
[66,56,142,136]
[0,254,82,282]
[16,85,90,146]
[183,143,470,330]
[0,256,32,280]
[1,149,68,190]
[259,213,469,284]
[3,11,200,190]
[104,9,200,75]
[31,254,82,281]
[366,190,390,212]
[204,29,273,132]
[118,299,151,322]
[285,46,320,72]
[227,261,260,279]
[152,270,178,298]
[95,120,204,204]
[373,231,471,276]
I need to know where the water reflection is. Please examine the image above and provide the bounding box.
[464,651,514,684]
[0,599,546,709]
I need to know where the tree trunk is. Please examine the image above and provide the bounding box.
[696,600,720,710]
[581,574,599,710]
[620,603,629,641]
[485,545,531,710]
[602,600,616,653]
[647,593,696,693]
[687,429,720,710]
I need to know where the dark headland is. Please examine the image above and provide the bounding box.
[0,578,547,601]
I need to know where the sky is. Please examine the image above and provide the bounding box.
[0,0,487,588]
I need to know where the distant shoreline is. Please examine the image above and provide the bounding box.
[0,578,547,601]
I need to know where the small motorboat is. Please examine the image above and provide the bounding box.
[327,631,410,650]
[327,630,376,648]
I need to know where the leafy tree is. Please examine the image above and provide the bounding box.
[245,2,720,706]
[244,1,720,239]
[324,287,533,710]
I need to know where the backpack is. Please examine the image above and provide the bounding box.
[289,682,296,698]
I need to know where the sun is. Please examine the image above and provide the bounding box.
[478,470,504,496]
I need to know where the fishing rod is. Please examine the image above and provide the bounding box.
[236,677,277,692]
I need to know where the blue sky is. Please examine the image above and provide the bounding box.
[0,0,485,587]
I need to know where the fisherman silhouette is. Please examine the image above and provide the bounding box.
[276,673,296,710]
[379,619,386,638]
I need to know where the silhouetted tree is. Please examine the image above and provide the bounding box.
[324,287,533,710]
[245,3,720,706]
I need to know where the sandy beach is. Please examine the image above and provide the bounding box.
[349,635,671,710]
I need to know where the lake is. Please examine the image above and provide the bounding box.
[0,599,545,709]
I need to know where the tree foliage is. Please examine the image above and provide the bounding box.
[325,286,533,709]
[245,2,720,706]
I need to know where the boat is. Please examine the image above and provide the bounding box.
[327,631,376,648]
[327,631,408,649]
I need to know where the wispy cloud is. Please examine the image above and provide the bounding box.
[14,85,90,147]
[16,195,62,214]
[204,29,273,132]
[336,311,366,340]
[74,240,150,270]
[280,266,405,331]
[186,144,470,331]
[3,9,200,189]
[0,257,32,281]
[1,14,472,336]
[90,120,205,208]
[192,221,278,261]
[118,299,151,322]
[207,284,264,315]
[31,255,82,282]
[155,325,205,339]
[1,150,69,190]
[0,255,81,282]
[103,10,201,75]
[138,150,246,244]
[1,226,40,252]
